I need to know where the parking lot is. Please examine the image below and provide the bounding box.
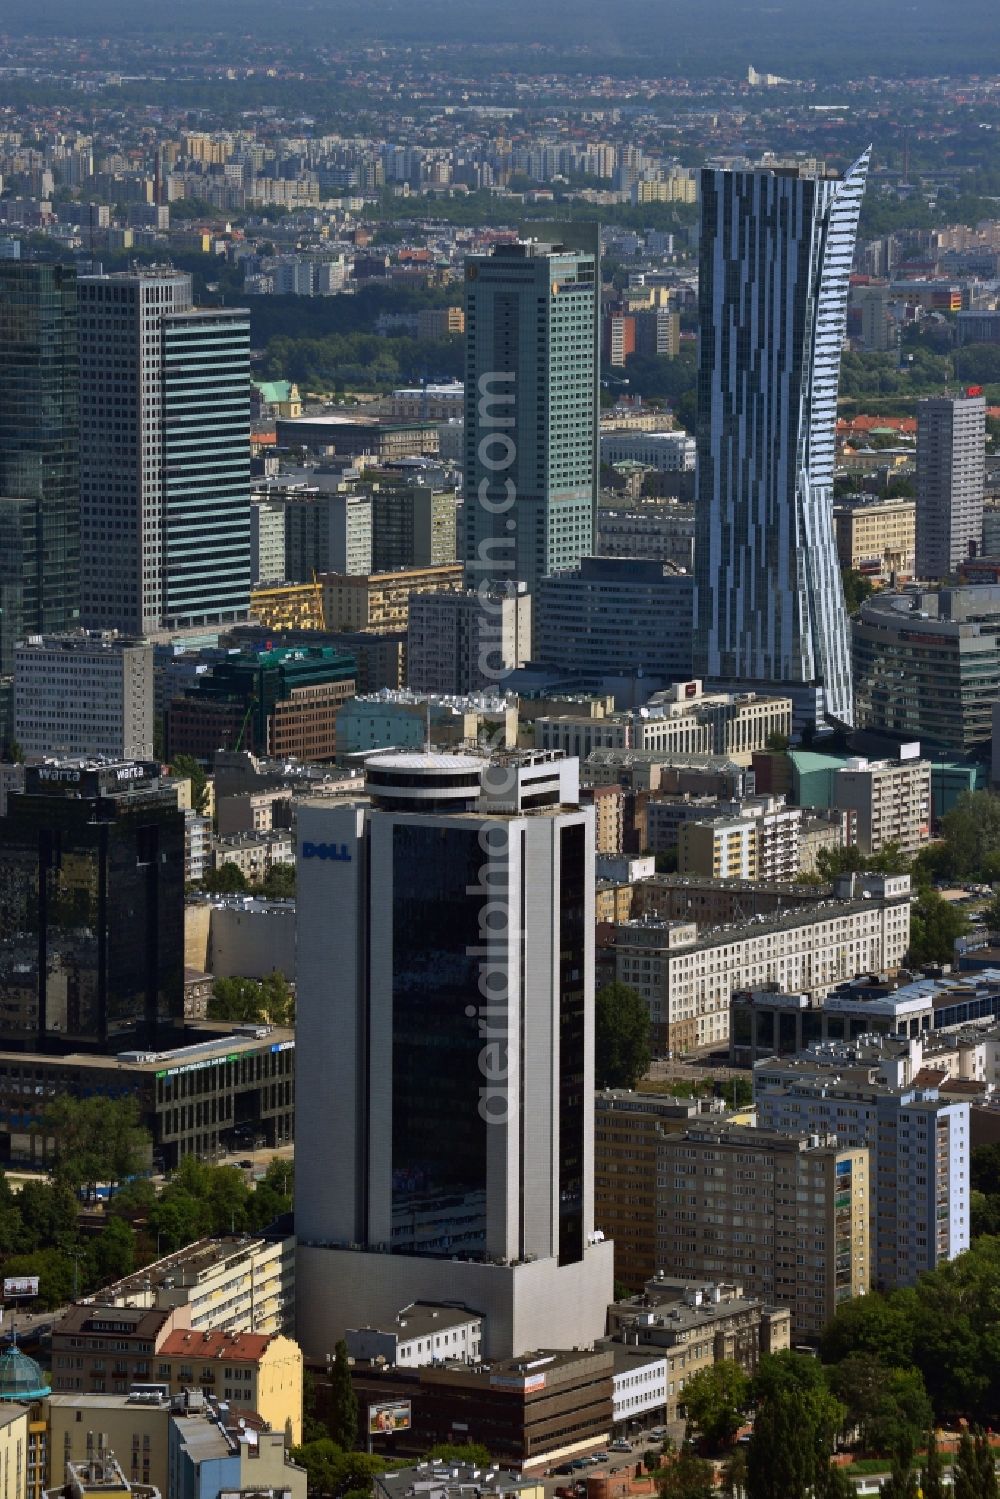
[538,1425,671,1492]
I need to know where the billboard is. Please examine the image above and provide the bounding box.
[368,1400,412,1436]
[3,1276,39,1298]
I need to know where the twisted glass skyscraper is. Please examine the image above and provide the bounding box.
[694,151,870,726]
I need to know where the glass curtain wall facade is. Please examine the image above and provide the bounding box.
[0,262,79,668]
[162,309,251,628]
[463,229,600,596]
[694,152,870,726]
[0,767,185,1053]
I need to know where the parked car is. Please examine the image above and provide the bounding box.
[609,1440,632,1453]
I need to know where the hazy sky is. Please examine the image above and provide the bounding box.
[9,0,1000,79]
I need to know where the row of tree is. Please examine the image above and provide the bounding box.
[665,1347,1000,1499]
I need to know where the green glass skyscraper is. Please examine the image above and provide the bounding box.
[0,262,79,674]
[463,225,600,596]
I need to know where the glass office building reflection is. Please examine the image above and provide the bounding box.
[0,762,185,1053]
[391,822,488,1255]
[0,262,80,673]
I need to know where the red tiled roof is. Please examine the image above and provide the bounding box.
[159,1329,272,1362]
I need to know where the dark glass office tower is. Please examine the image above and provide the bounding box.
[0,262,79,673]
[0,762,185,1054]
[294,753,614,1360]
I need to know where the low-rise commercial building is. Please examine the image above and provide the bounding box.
[656,1125,870,1339]
[335,691,517,756]
[0,1023,295,1170]
[732,967,1000,1068]
[346,1305,483,1369]
[351,1350,614,1472]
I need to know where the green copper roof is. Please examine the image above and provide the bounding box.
[0,1342,50,1401]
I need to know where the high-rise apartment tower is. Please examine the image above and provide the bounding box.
[694,153,871,727]
[915,393,986,579]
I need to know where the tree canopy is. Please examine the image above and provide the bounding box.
[680,1360,750,1449]
[820,1236,1000,1424]
[595,980,652,1088]
[45,1095,150,1201]
[209,972,294,1026]
[746,1353,845,1499]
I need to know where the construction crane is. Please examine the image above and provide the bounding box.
[311,568,327,631]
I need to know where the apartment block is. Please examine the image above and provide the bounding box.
[916,394,986,579]
[14,632,154,761]
[322,563,463,633]
[371,485,458,571]
[754,1059,970,1289]
[283,491,373,579]
[614,874,912,1054]
[832,754,931,857]
[633,873,830,928]
[407,588,531,694]
[97,1233,295,1336]
[250,498,285,585]
[595,1090,732,1290]
[580,783,625,855]
[679,817,758,880]
[675,799,802,883]
[656,1124,870,1339]
[155,1327,303,1443]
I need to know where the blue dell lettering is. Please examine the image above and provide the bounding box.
[302,841,352,862]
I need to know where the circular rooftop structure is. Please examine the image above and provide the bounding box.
[0,1341,51,1401]
[364,752,487,813]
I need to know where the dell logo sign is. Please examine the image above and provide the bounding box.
[302,841,352,862]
